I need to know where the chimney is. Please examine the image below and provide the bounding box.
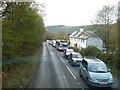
[79,27,84,34]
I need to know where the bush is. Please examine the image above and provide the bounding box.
[2,2,45,66]
[98,53,118,77]
[98,53,118,67]
[80,46,101,57]
[69,47,80,52]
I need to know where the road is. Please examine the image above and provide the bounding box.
[29,42,119,90]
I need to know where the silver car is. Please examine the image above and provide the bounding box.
[79,57,113,87]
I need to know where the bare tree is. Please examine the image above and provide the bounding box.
[31,1,46,17]
[0,0,12,18]
[94,5,117,52]
[0,0,45,18]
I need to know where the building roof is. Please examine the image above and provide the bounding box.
[69,27,84,38]
[69,31,78,37]
[74,30,83,38]
[79,30,96,39]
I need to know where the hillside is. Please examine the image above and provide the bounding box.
[45,25,97,34]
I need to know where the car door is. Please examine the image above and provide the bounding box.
[68,53,72,63]
[81,60,88,79]
[63,50,66,57]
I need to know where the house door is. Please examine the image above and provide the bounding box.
[74,43,77,47]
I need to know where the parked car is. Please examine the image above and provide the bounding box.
[63,49,74,59]
[68,52,83,67]
[48,40,52,45]
[79,56,113,87]
[52,40,56,47]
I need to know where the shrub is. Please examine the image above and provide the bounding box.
[69,47,80,52]
[80,46,101,57]
[98,53,118,67]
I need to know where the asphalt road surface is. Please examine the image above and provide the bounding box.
[30,42,119,90]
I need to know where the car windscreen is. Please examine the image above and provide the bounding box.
[72,53,82,58]
[88,63,108,73]
[59,44,68,47]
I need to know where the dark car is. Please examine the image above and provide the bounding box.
[63,49,74,59]
[68,52,83,67]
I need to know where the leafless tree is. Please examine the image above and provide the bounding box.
[0,0,45,18]
[94,5,117,52]
[0,0,12,18]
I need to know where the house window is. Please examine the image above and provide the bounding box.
[83,39,84,43]
[81,39,82,42]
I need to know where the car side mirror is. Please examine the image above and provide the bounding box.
[83,68,86,70]
[108,69,111,72]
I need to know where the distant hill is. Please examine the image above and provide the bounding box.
[45,25,99,34]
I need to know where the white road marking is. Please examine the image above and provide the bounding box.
[66,66,76,79]
[60,57,65,63]
[59,55,76,80]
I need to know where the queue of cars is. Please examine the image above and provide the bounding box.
[46,40,114,88]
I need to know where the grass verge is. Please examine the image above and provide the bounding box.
[2,53,41,88]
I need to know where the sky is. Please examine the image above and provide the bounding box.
[35,0,119,26]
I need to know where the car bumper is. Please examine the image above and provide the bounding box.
[58,48,66,51]
[88,79,113,87]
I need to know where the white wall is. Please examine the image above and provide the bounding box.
[79,39,87,49]
[86,37,103,51]
[70,37,77,47]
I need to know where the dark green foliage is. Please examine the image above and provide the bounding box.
[70,47,80,52]
[2,2,45,60]
[97,53,118,77]
[80,46,101,57]
[2,2,45,88]
[98,53,118,67]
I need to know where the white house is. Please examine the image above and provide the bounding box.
[73,27,84,47]
[78,30,103,51]
[69,27,84,47]
[69,31,78,47]
[69,27,103,51]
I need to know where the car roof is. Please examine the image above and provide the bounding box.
[71,52,80,54]
[83,57,104,63]
[66,49,74,51]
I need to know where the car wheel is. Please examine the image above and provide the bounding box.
[86,77,91,87]
[68,60,70,63]
[79,69,82,77]
[65,56,66,58]
[70,62,73,66]
[65,56,67,59]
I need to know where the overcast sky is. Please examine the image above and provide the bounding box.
[36,0,119,26]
